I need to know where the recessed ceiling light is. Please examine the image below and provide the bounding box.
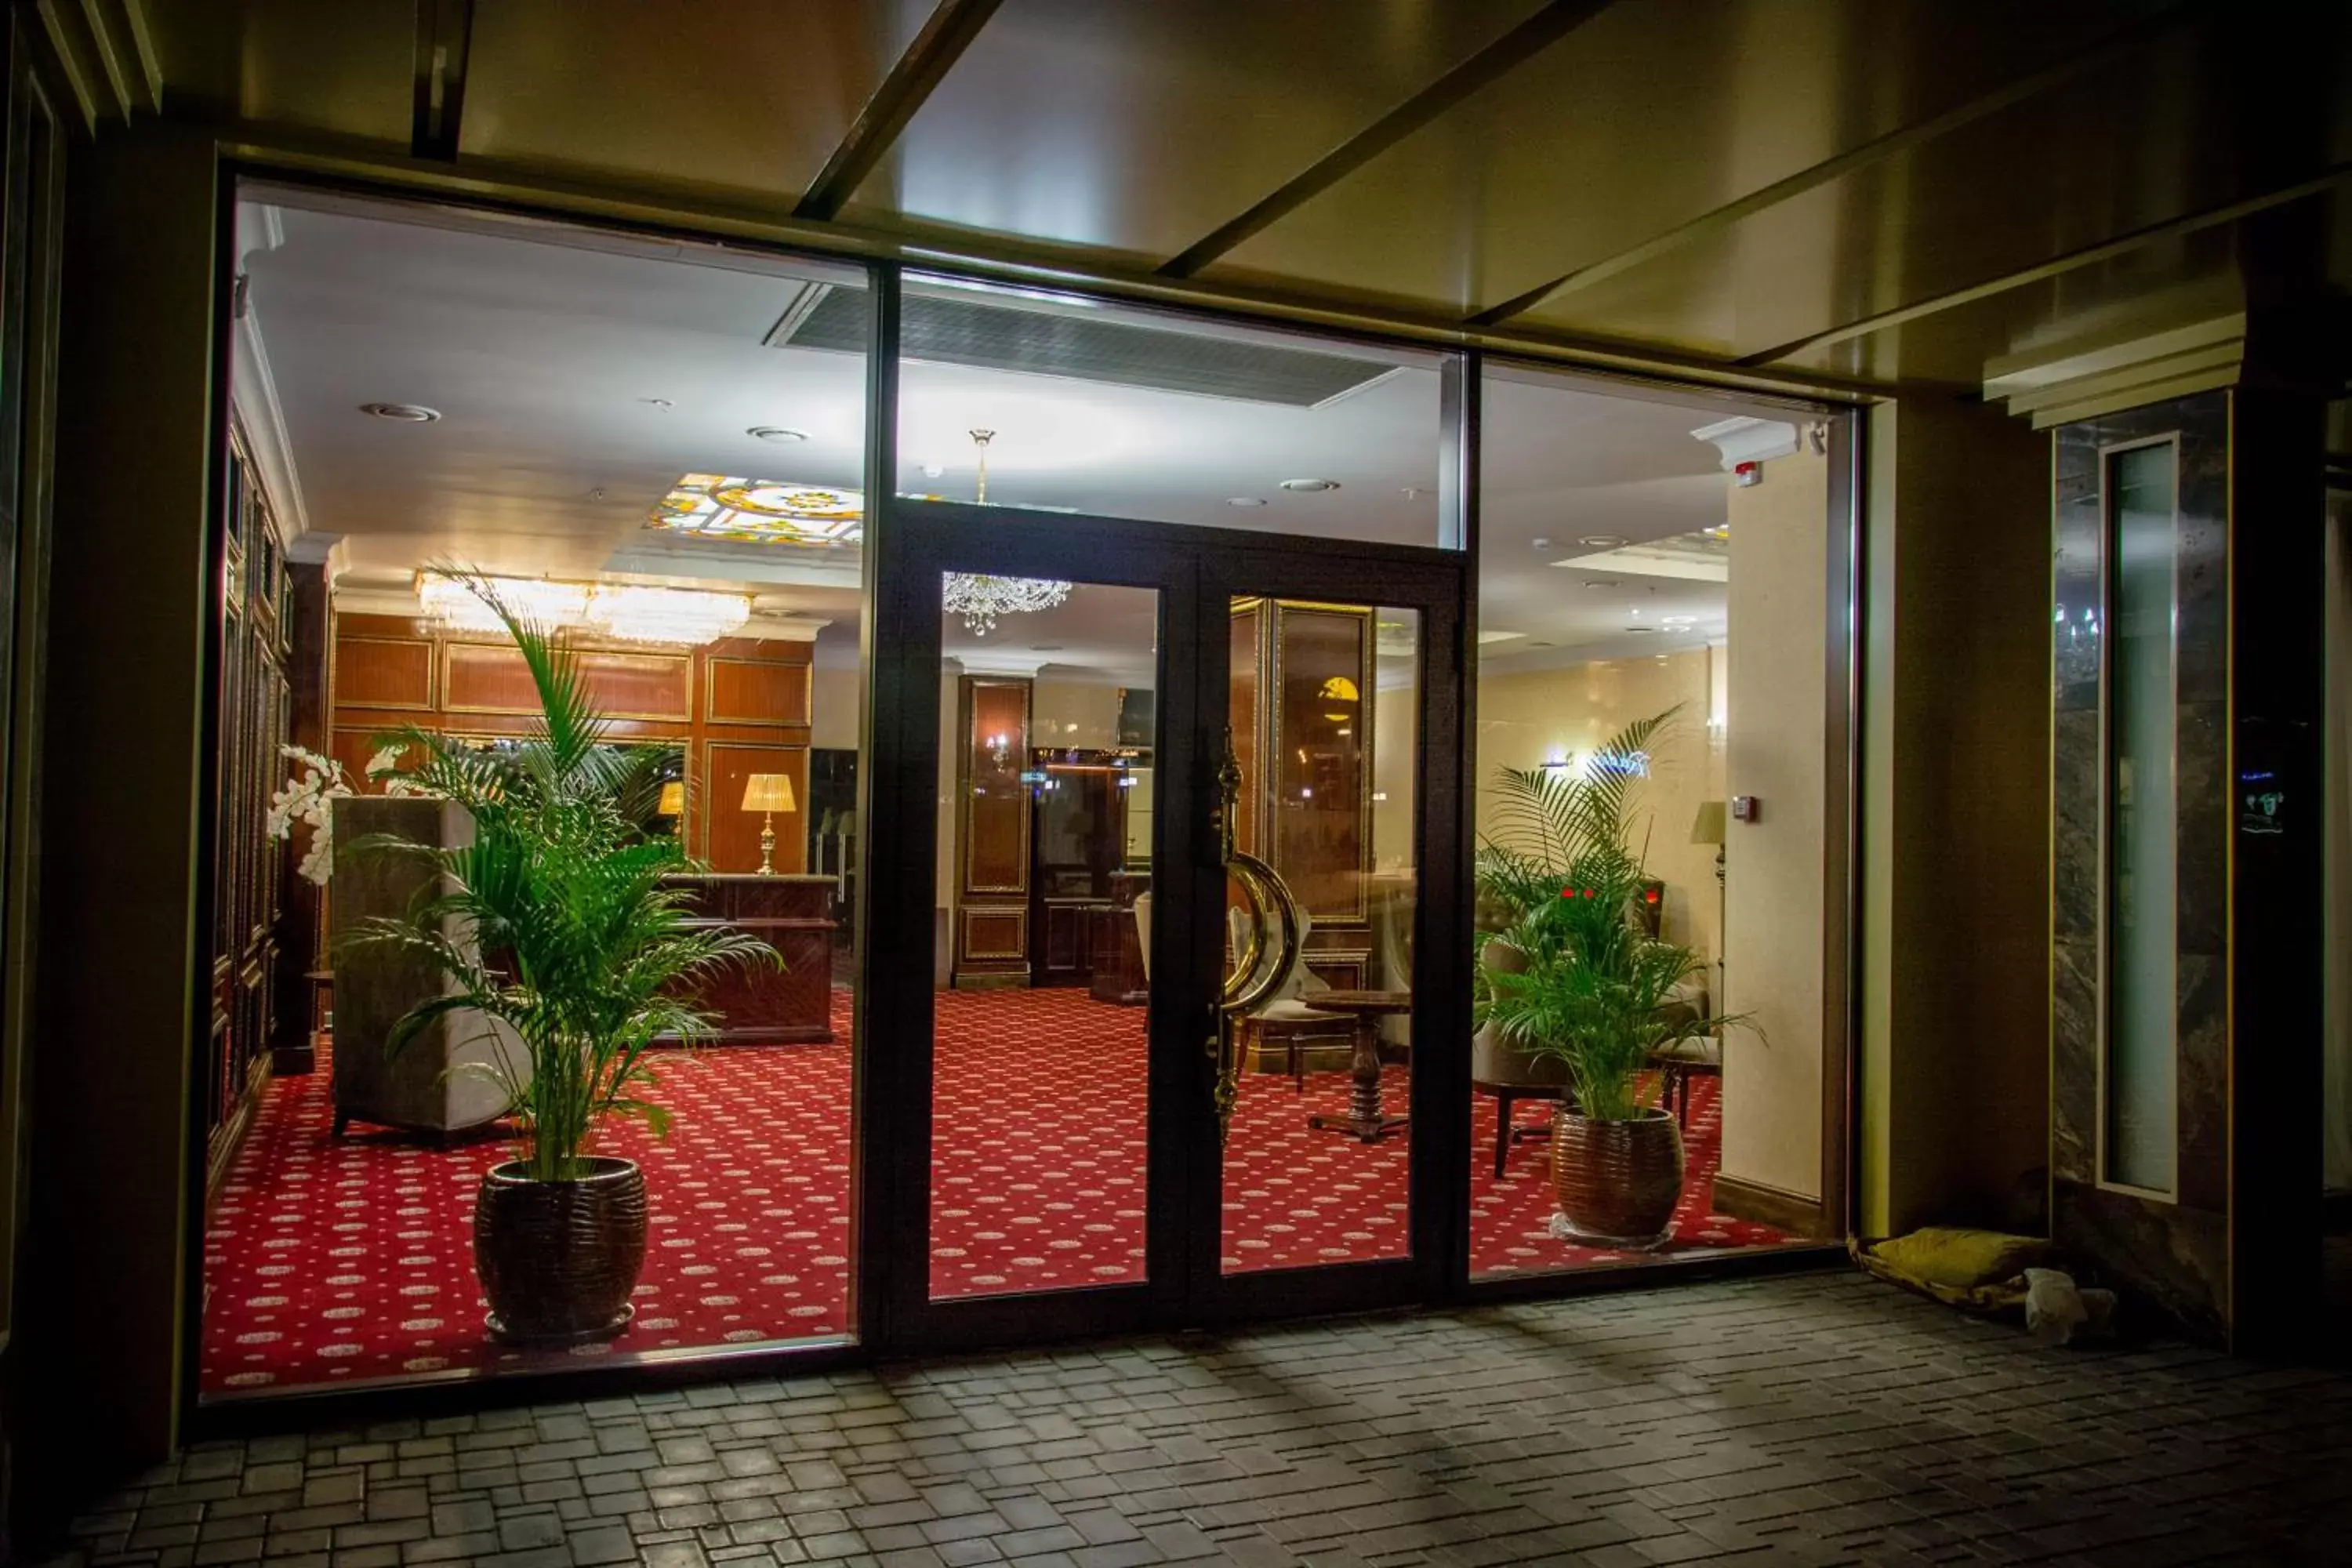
[360,401,439,423]
[1279,478,1341,493]
[922,463,946,479]
[1225,496,1267,508]
[1530,536,1552,550]
[749,426,808,444]
[1577,533,1626,548]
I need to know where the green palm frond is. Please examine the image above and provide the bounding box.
[1474,703,1748,1120]
[337,568,783,1180]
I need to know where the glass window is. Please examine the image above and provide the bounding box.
[885,274,1454,545]
[928,580,1158,1300]
[206,183,869,1399]
[2103,441,2180,1192]
[1468,361,1840,1278]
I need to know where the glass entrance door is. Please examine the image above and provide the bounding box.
[863,501,1466,1349]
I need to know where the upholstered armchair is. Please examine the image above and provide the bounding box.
[329,797,526,1139]
[1470,937,1571,1177]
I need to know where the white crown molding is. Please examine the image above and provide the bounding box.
[231,300,314,544]
[1690,415,1799,469]
[284,532,346,573]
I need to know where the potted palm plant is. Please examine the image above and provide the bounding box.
[1477,708,1738,1247]
[343,574,779,1345]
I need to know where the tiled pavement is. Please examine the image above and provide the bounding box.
[46,1269,2352,1567]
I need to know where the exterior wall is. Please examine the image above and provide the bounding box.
[24,127,217,1501]
[1719,446,1831,1207]
[1858,397,2052,1240]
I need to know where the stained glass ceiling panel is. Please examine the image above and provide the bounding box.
[648,474,865,546]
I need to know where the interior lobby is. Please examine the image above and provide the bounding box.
[198,185,1839,1396]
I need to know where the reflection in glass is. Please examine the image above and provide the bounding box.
[928,579,1157,1299]
[1221,600,1416,1273]
[2105,443,2179,1192]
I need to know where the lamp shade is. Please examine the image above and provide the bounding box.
[1690,800,1728,845]
[655,781,687,818]
[741,773,797,814]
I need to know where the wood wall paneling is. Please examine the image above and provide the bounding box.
[332,636,435,710]
[1228,599,1377,983]
[444,640,691,721]
[953,676,1032,984]
[701,739,810,874]
[707,655,812,725]
[328,615,815,862]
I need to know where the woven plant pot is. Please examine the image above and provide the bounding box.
[475,1157,648,1345]
[1550,1108,1685,1248]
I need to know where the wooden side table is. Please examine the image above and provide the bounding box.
[1303,989,1412,1142]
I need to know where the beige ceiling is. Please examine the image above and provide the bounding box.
[86,1,2352,391]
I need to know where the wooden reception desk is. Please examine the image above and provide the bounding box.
[662,873,837,1044]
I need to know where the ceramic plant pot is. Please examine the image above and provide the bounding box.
[1550,1108,1685,1248]
[474,1156,648,1345]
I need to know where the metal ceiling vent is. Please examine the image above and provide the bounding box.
[766,285,1397,408]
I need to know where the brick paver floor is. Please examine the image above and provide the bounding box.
[45,1269,2352,1566]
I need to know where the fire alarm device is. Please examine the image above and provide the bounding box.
[1733,460,1761,488]
[1730,795,1760,822]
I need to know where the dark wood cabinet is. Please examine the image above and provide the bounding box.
[208,426,294,1195]
[1087,901,1149,1005]
[665,873,838,1043]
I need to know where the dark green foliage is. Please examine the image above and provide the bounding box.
[342,572,780,1180]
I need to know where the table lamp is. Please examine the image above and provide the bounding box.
[741,773,796,875]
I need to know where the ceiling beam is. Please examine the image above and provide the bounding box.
[1735,162,2352,369]
[794,0,1006,223]
[410,0,476,162]
[1156,0,1617,281]
[213,122,1878,405]
[1466,2,2211,328]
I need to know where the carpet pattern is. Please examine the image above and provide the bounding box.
[203,989,1782,1394]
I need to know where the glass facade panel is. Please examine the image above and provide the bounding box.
[2103,441,2179,1192]
[891,275,1452,546]
[928,579,1158,1300]
[1221,599,1417,1275]
[205,183,870,1399]
[1468,361,1838,1278]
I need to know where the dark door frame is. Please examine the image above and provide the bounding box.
[860,498,1470,1352]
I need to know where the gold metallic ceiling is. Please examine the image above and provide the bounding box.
[67,0,2352,390]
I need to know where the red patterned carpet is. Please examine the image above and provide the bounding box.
[202,988,1783,1394]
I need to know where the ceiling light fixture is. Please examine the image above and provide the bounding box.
[1577,533,1626,548]
[584,584,752,645]
[417,572,749,645]
[747,426,809,444]
[361,401,440,423]
[1225,497,1267,508]
[1279,477,1341,493]
[418,573,587,632]
[1530,536,1552,550]
[941,429,1072,636]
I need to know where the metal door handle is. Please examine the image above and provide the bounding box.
[1206,728,1301,1143]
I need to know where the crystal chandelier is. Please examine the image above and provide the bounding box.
[583,583,751,644]
[418,572,750,645]
[941,428,1071,636]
